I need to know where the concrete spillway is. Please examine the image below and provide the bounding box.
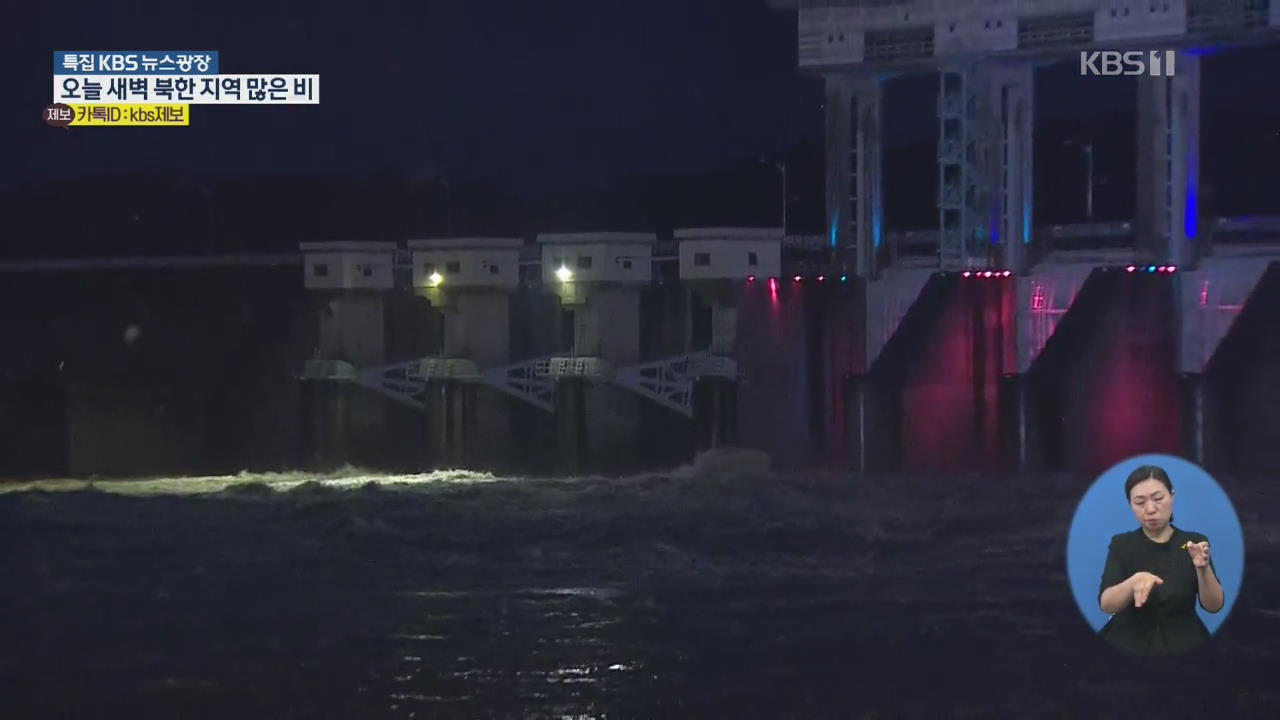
[1029,269,1183,475]
[850,273,1016,474]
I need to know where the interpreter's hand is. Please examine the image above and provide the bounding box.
[1186,540,1211,568]
[1129,571,1164,608]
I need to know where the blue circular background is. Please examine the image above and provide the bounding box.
[1066,453,1244,633]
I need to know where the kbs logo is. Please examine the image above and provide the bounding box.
[96,54,139,71]
[1080,50,1176,76]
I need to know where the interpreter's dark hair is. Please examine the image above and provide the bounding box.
[1125,465,1175,523]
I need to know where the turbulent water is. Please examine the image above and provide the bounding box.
[2,459,1278,718]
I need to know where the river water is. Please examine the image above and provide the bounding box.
[2,465,1277,718]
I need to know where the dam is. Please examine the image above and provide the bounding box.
[0,216,1276,480]
[2,0,1279,480]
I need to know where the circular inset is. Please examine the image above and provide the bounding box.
[1066,454,1243,657]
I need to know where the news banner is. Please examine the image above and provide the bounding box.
[44,51,320,127]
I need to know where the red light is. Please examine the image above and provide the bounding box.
[817,275,825,282]
[1031,284,1047,311]
[1126,266,1136,273]
[1167,265,1177,273]
[793,275,802,283]
[962,271,971,278]
[747,275,756,283]
[983,271,993,278]
[1158,266,1167,272]
[1002,270,1012,277]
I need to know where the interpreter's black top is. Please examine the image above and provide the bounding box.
[1097,526,1218,657]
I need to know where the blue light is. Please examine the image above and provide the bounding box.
[872,210,883,250]
[1147,266,1156,272]
[840,274,848,283]
[1185,165,1198,241]
[1184,45,1228,56]
[1022,200,1031,244]
[829,210,840,249]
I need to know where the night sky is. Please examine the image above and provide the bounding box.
[9,1,823,192]
[4,2,1279,205]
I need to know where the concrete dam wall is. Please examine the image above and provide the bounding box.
[1,259,1276,479]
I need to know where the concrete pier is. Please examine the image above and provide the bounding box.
[556,378,587,476]
[538,233,654,474]
[581,287,643,472]
[299,242,397,470]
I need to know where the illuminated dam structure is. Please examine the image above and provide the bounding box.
[298,232,757,474]
[0,217,1276,478]
[290,219,1280,477]
[758,0,1280,474]
[294,0,1280,474]
[3,5,1279,479]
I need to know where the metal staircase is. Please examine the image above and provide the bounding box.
[937,67,999,271]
